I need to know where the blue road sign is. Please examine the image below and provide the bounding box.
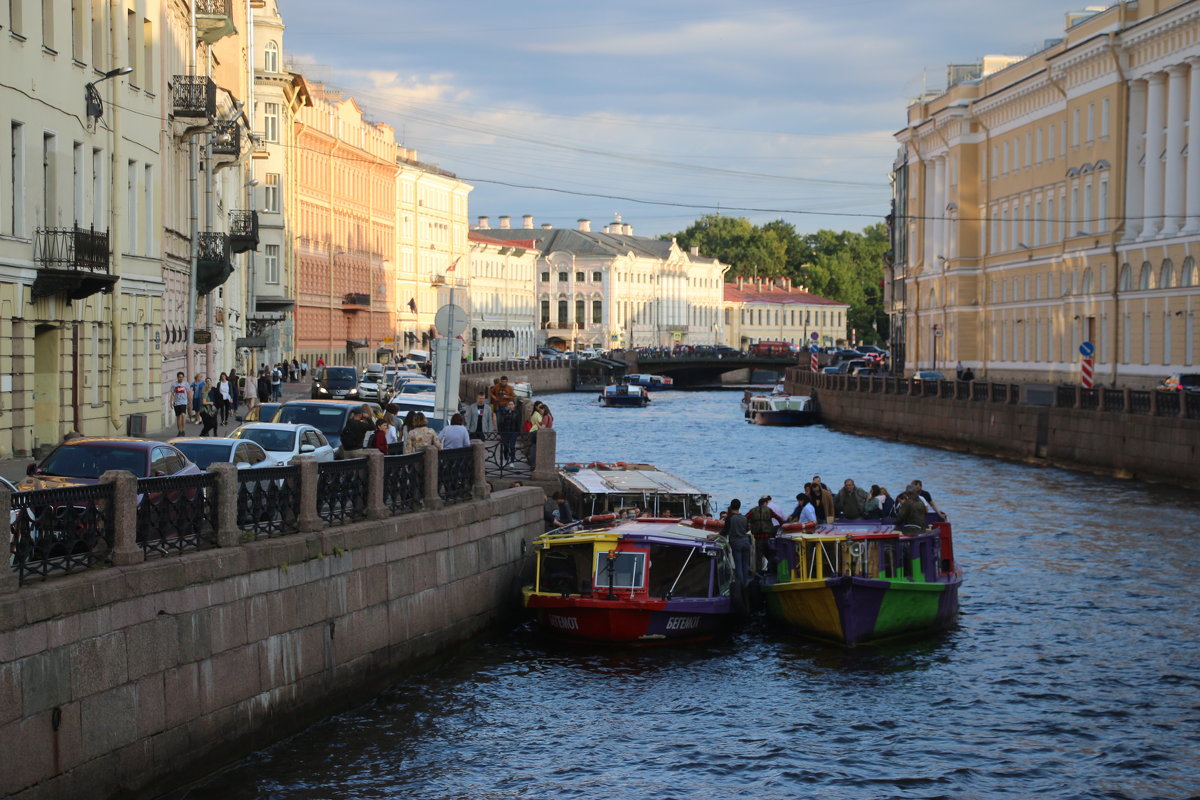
[1079,341,1095,358]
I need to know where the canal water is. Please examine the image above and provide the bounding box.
[181,390,1200,800]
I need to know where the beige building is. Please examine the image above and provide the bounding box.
[893,0,1200,386]
[723,277,849,350]
[467,230,540,358]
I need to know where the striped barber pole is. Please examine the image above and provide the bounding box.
[810,345,819,372]
[1081,357,1094,388]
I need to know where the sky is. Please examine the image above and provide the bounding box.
[278,0,1106,238]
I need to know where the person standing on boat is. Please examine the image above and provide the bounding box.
[544,491,575,529]
[788,492,817,526]
[909,479,946,521]
[893,490,929,533]
[720,499,752,587]
[746,496,783,574]
[835,479,869,520]
[808,477,835,523]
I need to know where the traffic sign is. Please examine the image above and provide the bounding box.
[1079,341,1094,358]
[810,332,819,341]
[433,303,468,338]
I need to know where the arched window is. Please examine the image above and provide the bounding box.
[1081,268,1093,295]
[1159,259,1174,289]
[1182,256,1196,287]
[1139,261,1152,290]
[1119,263,1132,291]
[264,41,279,73]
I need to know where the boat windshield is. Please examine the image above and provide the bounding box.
[594,551,645,589]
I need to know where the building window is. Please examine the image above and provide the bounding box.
[540,300,550,326]
[264,173,280,212]
[592,300,602,324]
[1048,123,1055,160]
[540,272,549,282]
[575,298,584,325]
[592,271,601,282]
[1086,103,1095,142]
[558,271,567,283]
[1098,180,1108,233]
[264,244,280,284]
[1101,98,1110,138]
[263,103,280,143]
[575,271,584,282]
[557,299,568,328]
[264,41,279,72]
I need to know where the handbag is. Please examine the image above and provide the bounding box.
[522,419,533,433]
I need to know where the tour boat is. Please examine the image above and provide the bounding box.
[558,462,713,519]
[626,373,674,391]
[598,383,651,407]
[759,519,962,645]
[742,393,819,426]
[523,517,737,644]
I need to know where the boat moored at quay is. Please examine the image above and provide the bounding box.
[598,383,651,407]
[558,462,713,519]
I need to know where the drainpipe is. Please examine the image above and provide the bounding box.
[204,48,215,375]
[186,0,198,387]
[107,0,123,431]
[72,322,82,433]
[1107,31,1129,388]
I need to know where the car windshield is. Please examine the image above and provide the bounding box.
[275,405,348,435]
[400,383,435,394]
[172,442,232,470]
[234,427,297,452]
[324,367,356,386]
[38,445,147,478]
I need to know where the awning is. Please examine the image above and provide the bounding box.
[346,339,369,350]
[481,328,515,339]
[235,336,268,348]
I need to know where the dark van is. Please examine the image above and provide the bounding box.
[312,365,360,400]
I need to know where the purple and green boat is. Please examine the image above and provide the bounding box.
[761,520,962,645]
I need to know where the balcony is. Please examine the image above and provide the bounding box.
[229,210,259,254]
[196,232,233,296]
[32,227,119,300]
[211,119,241,157]
[171,76,217,119]
[341,293,370,311]
[195,0,235,44]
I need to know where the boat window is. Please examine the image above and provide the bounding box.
[648,545,711,598]
[538,543,594,595]
[594,551,645,590]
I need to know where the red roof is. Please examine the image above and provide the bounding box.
[469,231,537,250]
[724,281,842,306]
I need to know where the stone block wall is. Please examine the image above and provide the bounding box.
[0,488,544,800]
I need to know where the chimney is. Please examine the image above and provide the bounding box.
[578,219,591,232]
[541,223,553,230]
[624,224,633,235]
[522,214,534,229]
[477,215,490,229]
[689,246,699,257]
[498,215,511,229]
[737,276,744,289]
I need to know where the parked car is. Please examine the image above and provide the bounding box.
[912,370,947,382]
[229,423,337,464]
[358,366,389,403]
[18,438,201,489]
[169,437,275,470]
[311,365,360,400]
[240,402,280,424]
[536,347,564,359]
[1159,373,1200,392]
[836,359,871,375]
[821,366,840,375]
[273,400,382,452]
[392,377,436,396]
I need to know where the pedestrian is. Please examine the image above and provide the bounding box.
[189,373,205,423]
[340,407,372,455]
[170,371,191,436]
[369,417,392,455]
[199,380,219,436]
[256,368,271,405]
[463,392,495,440]
[403,411,440,453]
[489,375,515,411]
[291,358,300,382]
[496,399,520,462]
[228,369,241,418]
[721,499,752,587]
[270,363,283,401]
[439,412,472,449]
[217,372,233,425]
[301,359,309,379]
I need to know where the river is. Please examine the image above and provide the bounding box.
[179,389,1200,800]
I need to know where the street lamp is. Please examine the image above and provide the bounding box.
[84,67,133,120]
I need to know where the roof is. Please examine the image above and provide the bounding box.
[472,227,676,260]
[468,231,538,250]
[724,282,844,307]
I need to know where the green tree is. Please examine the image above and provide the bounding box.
[667,215,787,278]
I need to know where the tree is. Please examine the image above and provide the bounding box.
[667,215,787,278]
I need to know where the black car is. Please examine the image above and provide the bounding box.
[311,365,360,400]
[274,399,382,451]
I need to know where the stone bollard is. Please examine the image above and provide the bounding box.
[1122,387,1132,413]
[101,470,144,567]
[1096,386,1106,412]
[1149,389,1159,416]
[423,445,444,511]
[364,449,389,520]
[472,440,489,500]
[1074,385,1082,410]
[294,456,322,533]
[0,489,15,593]
[206,462,241,548]
[532,428,557,483]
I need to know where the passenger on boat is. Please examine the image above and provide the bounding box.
[788,492,817,525]
[543,491,575,529]
[721,499,752,587]
[864,485,895,519]
[808,477,835,523]
[892,490,929,533]
[910,479,947,520]
[835,479,869,520]
[747,496,784,573]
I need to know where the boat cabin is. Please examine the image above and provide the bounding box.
[771,522,951,584]
[558,462,713,518]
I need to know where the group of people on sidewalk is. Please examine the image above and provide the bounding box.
[169,362,307,438]
[718,476,946,587]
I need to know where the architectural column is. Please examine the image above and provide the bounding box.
[923,160,936,267]
[1163,64,1189,235]
[933,156,947,263]
[1141,72,1167,240]
[1183,59,1200,234]
[1123,80,1147,240]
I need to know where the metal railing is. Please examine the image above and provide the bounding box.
[1155,390,1180,417]
[1102,389,1126,412]
[171,75,216,118]
[437,447,474,505]
[383,453,424,514]
[1129,390,1151,414]
[237,466,300,537]
[33,227,110,271]
[211,119,240,156]
[135,474,218,557]
[317,458,369,525]
[481,431,533,479]
[9,483,114,584]
[1079,388,1099,410]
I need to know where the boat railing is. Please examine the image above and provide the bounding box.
[776,530,944,582]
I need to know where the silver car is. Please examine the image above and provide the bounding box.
[169,437,275,470]
[229,423,336,464]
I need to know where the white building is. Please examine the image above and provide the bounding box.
[723,277,849,349]
[467,231,539,359]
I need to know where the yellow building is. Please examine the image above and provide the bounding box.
[723,277,848,350]
[893,0,1200,387]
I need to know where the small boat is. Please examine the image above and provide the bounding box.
[626,373,674,391]
[523,517,737,644]
[743,393,819,426]
[598,383,650,407]
[558,462,713,519]
[760,519,963,645]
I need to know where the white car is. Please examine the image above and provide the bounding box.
[169,437,275,470]
[229,423,337,464]
[392,377,436,396]
[358,369,388,402]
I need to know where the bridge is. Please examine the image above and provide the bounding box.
[622,353,803,387]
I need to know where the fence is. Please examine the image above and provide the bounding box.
[3,441,492,589]
[789,370,1200,420]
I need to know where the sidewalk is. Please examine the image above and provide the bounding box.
[0,382,310,484]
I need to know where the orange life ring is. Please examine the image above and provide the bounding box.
[779,521,817,533]
[690,517,724,531]
[636,516,683,524]
[583,513,617,523]
[588,461,608,469]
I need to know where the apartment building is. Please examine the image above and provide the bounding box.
[723,277,849,350]
[893,0,1200,386]
[467,230,539,359]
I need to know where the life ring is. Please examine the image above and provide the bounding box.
[779,521,817,533]
[615,461,627,467]
[588,461,608,469]
[690,517,724,531]
[636,516,683,524]
[583,513,617,524]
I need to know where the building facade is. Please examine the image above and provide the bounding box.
[466,231,539,359]
[893,0,1200,386]
[723,277,849,350]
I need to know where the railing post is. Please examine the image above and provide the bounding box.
[532,428,557,483]
[1149,389,1159,416]
[1096,385,1106,412]
[101,470,143,567]
[1122,387,1131,413]
[1074,385,1082,410]
[364,449,388,520]
[472,440,489,500]
[207,463,241,547]
[0,490,15,594]
[294,456,322,533]
[1181,392,1189,420]
[423,446,444,510]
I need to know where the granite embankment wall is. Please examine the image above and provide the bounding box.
[787,371,1200,489]
[0,488,544,800]
[460,360,573,399]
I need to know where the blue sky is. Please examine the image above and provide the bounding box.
[279,0,1101,237]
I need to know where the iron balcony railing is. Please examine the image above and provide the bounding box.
[171,75,217,118]
[229,210,259,254]
[196,0,231,14]
[33,226,110,272]
[211,119,241,156]
[342,292,370,308]
[197,232,233,296]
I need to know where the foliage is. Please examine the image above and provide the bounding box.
[665,217,891,343]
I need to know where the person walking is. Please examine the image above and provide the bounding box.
[228,369,241,418]
[199,380,219,437]
[189,373,205,424]
[217,372,233,425]
[301,359,309,379]
[721,499,752,588]
[256,368,271,405]
[171,372,191,436]
[270,363,283,401]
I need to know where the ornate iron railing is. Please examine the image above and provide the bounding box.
[1079,388,1099,410]
[971,381,988,401]
[171,75,217,118]
[990,383,1008,403]
[1055,386,1077,408]
[33,226,110,271]
[317,458,368,525]
[229,210,259,253]
[383,453,424,514]
[237,466,300,537]
[1129,390,1151,414]
[1186,393,1200,419]
[211,119,241,156]
[342,292,370,307]
[1155,390,1180,417]
[438,447,474,504]
[1102,390,1126,412]
[481,431,533,479]
[9,483,114,584]
[135,474,218,557]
